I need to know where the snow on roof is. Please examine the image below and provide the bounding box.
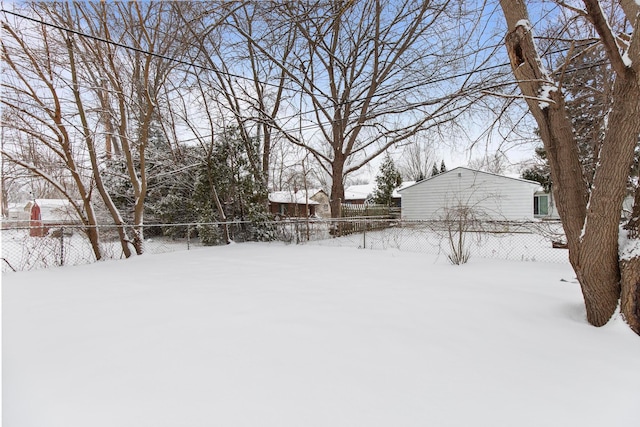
[393,181,415,198]
[268,190,320,205]
[6,202,25,211]
[26,199,81,222]
[344,184,375,201]
[398,167,540,192]
[344,182,414,201]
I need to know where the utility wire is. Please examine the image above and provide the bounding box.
[2,7,599,98]
[1,8,286,91]
[1,6,610,141]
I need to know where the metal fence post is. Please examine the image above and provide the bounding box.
[363,226,366,249]
[59,227,64,266]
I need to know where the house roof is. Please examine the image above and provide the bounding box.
[344,181,415,201]
[25,199,82,222]
[398,167,540,192]
[7,202,25,211]
[268,190,320,205]
[394,181,416,197]
[344,184,375,201]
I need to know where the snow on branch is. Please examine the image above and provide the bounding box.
[538,84,558,109]
[515,19,531,32]
[583,0,632,75]
[480,90,555,105]
[619,225,640,260]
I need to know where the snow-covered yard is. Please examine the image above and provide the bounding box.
[3,243,639,427]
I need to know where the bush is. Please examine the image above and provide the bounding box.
[197,223,224,246]
[247,206,277,242]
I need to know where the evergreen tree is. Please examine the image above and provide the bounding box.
[522,44,638,192]
[440,160,447,173]
[103,124,273,244]
[371,155,402,206]
[521,146,552,192]
[148,144,201,237]
[191,127,271,245]
[431,163,440,177]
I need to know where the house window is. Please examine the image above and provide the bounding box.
[534,195,549,216]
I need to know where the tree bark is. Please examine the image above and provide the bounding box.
[620,258,640,334]
[621,180,640,333]
[330,154,346,218]
[65,33,132,259]
[502,12,587,262]
[579,70,640,326]
[499,0,640,330]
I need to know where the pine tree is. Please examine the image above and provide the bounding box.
[431,163,440,177]
[521,146,552,192]
[440,160,447,173]
[522,44,638,192]
[372,155,402,206]
[190,127,271,245]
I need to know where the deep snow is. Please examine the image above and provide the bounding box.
[2,242,639,427]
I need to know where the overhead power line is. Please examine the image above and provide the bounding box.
[1,6,609,137]
[0,8,286,91]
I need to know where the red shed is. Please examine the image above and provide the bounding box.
[26,199,81,237]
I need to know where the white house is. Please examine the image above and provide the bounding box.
[398,167,543,221]
[534,190,560,219]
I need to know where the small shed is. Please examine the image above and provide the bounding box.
[268,189,330,219]
[25,199,81,237]
[398,167,541,221]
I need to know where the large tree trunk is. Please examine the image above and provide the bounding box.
[577,70,640,325]
[502,8,587,264]
[66,34,132,259]
[620,258,640,334]
[621,196,640,335]
[621,184,640,334]
[329,154,346,218]
[499,1,640,331]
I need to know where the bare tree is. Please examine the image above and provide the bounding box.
[398,139,436,182]
[498,1,640,333]
[467,151,509,175]
[232,0,491,217]
[1,13,103,260]
[172,1,295,204]
[2,3,196,257]
[45,2,190,254]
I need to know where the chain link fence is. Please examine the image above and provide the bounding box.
[1,219,568,273]
[306,219,568,264]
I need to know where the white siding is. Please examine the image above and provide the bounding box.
[399,167,539,221]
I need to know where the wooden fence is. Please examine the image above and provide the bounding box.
[334,204,398,236]
[340,204,399,218]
